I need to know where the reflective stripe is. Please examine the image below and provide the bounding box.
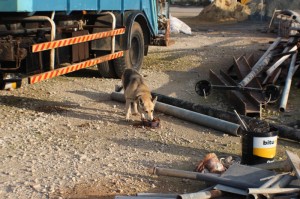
[32,28,125,52]
[29,51,123,84]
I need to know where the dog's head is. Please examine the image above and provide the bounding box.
[137,95,157,121]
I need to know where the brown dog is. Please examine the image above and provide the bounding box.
[122,68,157,121]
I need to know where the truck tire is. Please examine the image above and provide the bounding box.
[97,61,117,78]
[113,22,144,78]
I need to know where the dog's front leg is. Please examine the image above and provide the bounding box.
[140,113,145,120]
[132,101,139,115]
[125,100,131,121]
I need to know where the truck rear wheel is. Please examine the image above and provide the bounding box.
[113,22,144,78]
[97,61,117,78]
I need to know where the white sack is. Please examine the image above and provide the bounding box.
[170,15,192,35]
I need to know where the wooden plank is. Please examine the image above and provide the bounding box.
[286,150,300,180]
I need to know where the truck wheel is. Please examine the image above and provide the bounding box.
[113,22,144,78]
[97,61,117,78]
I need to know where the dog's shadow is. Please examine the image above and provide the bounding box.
[66,90,134,125]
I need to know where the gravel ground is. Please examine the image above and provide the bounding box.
[0,12,299,199]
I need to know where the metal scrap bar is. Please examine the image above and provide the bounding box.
[260,174,285,188]
[280,10,300,23]
[279,52,298,112]
[213,185,247,196]
[234,56,265,104]
[210,69,260,117]
[256,174,296,199]
[270,175,296,188]
[137,193,178,198]
[150,167,258,190]
[265,45,297,77]
[248,188,300,194]
[286,150,300,179]
[220,69,262,113]
[239,37,282,87]
[178,190,223,199]
[263,67,282,85]
[234,55,262,88]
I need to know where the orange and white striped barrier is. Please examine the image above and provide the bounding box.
[29,51,123,84]
[32,28,125,53]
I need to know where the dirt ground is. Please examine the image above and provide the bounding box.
[0,7,299,199]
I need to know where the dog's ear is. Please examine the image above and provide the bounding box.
[152,96,158,104]
[136,95,144,106]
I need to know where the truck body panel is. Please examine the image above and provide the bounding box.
[0,0,158,35]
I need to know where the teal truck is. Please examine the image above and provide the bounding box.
[0,0,171,89]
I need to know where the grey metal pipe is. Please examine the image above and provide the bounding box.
[257,174,297,199]
[150,167,258,190]
[110,92,241,136]
[280,10,300,24]
[279,52,298,112]
[259,174,285,188]
[178,190,222,199]
[238,37,282,87]
[270,175,296,188]
[150,92,300,142]
[265,45,297,77]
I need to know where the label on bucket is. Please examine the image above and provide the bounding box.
[253,136,277,158]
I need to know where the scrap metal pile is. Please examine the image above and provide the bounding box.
[195,10,300,118]
[115,151,300,199]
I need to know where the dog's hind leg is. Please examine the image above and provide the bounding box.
[125,100,131,121]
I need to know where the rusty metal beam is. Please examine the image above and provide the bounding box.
[209,69,261,117]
